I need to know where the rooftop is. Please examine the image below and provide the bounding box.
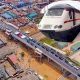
[71,42,80,53]
[0,65,8,79]
[7,54,17,64]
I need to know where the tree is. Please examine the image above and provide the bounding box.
[20,52,25,60]
[64,50,71,56]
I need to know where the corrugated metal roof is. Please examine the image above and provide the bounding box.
[7,54,17,64]
[71,42,80,52]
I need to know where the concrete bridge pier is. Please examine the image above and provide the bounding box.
[61,68,65,72]
[61,67,71,77]
[57,68,71,80]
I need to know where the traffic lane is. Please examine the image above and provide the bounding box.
[11,33,35,50]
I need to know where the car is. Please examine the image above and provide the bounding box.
[41,45,45,49]
[29,37,33,40]
[59,57,63,60]
[15,31,26,39]
[65,60,73,66]
[46,48,49,51]
[65,59,68,63]
[68,62,74,67]
[74,66,79,70]
[37,42,41,45]
[21,35,26,38]
[35,45,37,48]
[25,38,30,42]
[30,42,34,45]
[55,54,58,57]
[32,39,36,43]
[50,48,55,52]
[51,51,54,54]
[15,31,20,35]
[30,38,36,42]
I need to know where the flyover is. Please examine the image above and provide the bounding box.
[0,21,80,80]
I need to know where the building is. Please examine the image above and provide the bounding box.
[0,65,9,80]
[7,54,19,70]
[0,39,6,48]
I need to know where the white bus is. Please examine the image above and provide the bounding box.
[38,1,80,42]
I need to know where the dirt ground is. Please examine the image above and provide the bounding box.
[20,23,39,36]
[31,32,46,41]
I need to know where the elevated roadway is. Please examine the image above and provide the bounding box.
[0,21,80,80]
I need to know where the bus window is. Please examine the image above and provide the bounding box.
[46,8,64,16]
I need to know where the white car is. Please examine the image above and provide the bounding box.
[74,66,79,70]
[15,31,20,35]
[29,37,33,40]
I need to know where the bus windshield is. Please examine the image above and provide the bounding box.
[46,8,64,16]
